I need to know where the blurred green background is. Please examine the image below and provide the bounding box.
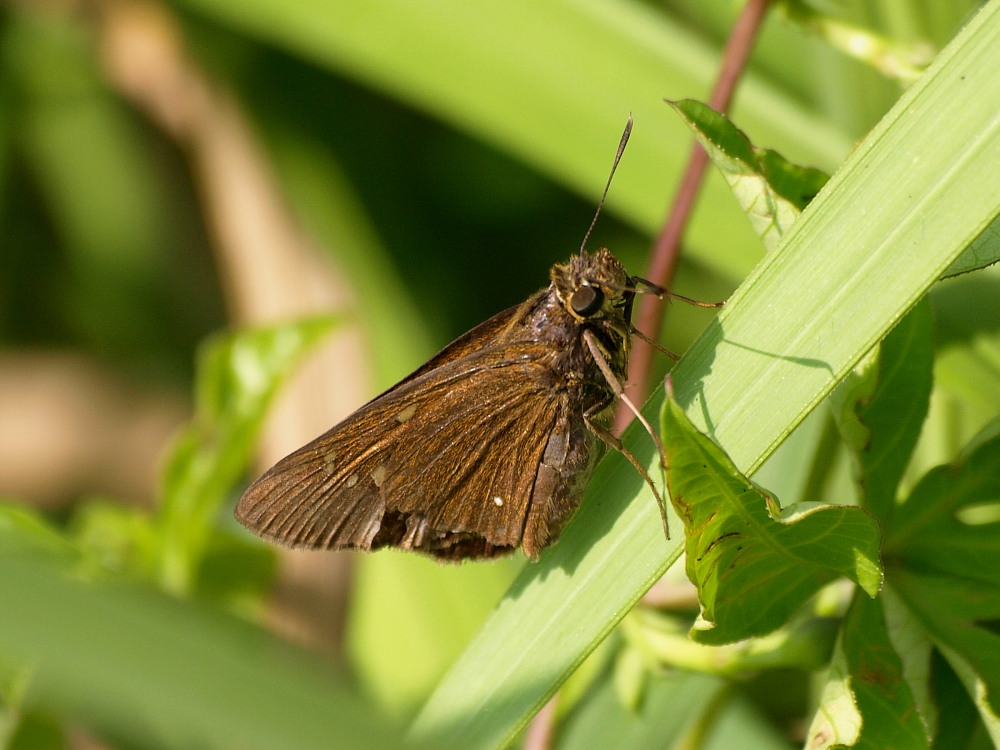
[0,0,988,748]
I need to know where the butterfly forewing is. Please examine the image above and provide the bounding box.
[236,338,568,559]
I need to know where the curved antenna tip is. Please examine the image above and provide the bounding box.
[579,116,633,254]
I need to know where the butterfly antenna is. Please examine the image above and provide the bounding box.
[580,115,633,255]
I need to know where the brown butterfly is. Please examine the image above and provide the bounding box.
[236,119,686,561]
[236,247,666,561]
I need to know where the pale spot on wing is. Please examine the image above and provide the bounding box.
[322,449,338,474]
[401,514,428,548]
[372,464,387,487]
[395,404,417,423]
[345,474,359,488]
[493,496,504,507]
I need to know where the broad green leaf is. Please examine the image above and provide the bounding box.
[942,214,1000,278]
[884,425,1000,583]
[832,299,934,519]
[156,316,339,594]
[809,643,863,749]
[880,586,937,736]
[0,548,407,750]
[890,572,1000,744]
[661,395,881,644]
[932,264,1000,412]
[806,593,930,750]
[412,6,1000,747]
[885,427,1000,731]
[668,99,829,250]
[929,649,983,749]
[913,266,1000,482]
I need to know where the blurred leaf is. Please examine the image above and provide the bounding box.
[668,99,829,250]
[885,424,1000,737]
[347,551,518,714]
[263,130,435,389]
[661,395,881,644]
[781,1,936,85]
[0,504,74,559]
[807,593,930,750]
[0,547,407,750]
[6,711,65,750]
[553,636,614,721]
[832,299,934,518]
[612,645,646,714]
[156,316,340,594]
[4,8,211,367]
[554,668,726,750]
[196,529,278,613]
[411,6,1000,747]
[70,498,158,578]
[177,0,857,279]
[622,607,839,675]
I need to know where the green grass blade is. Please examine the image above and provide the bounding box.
[410,4,1000,748]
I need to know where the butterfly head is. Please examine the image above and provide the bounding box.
[552,248,634,324]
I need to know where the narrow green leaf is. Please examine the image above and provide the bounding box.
[412,7,1000,747]
[668,99,829,250]
[661,395,881,644]
[0,504,74,559]
[832,299,934,519]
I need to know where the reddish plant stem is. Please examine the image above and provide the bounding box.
[614,0,772,435]
[522,696,558,750]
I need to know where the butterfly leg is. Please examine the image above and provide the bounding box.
[583,410,670,540]
[582,330,670,540]
[582,331,668,470]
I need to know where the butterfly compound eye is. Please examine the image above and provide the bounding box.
[570,285,604,317]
